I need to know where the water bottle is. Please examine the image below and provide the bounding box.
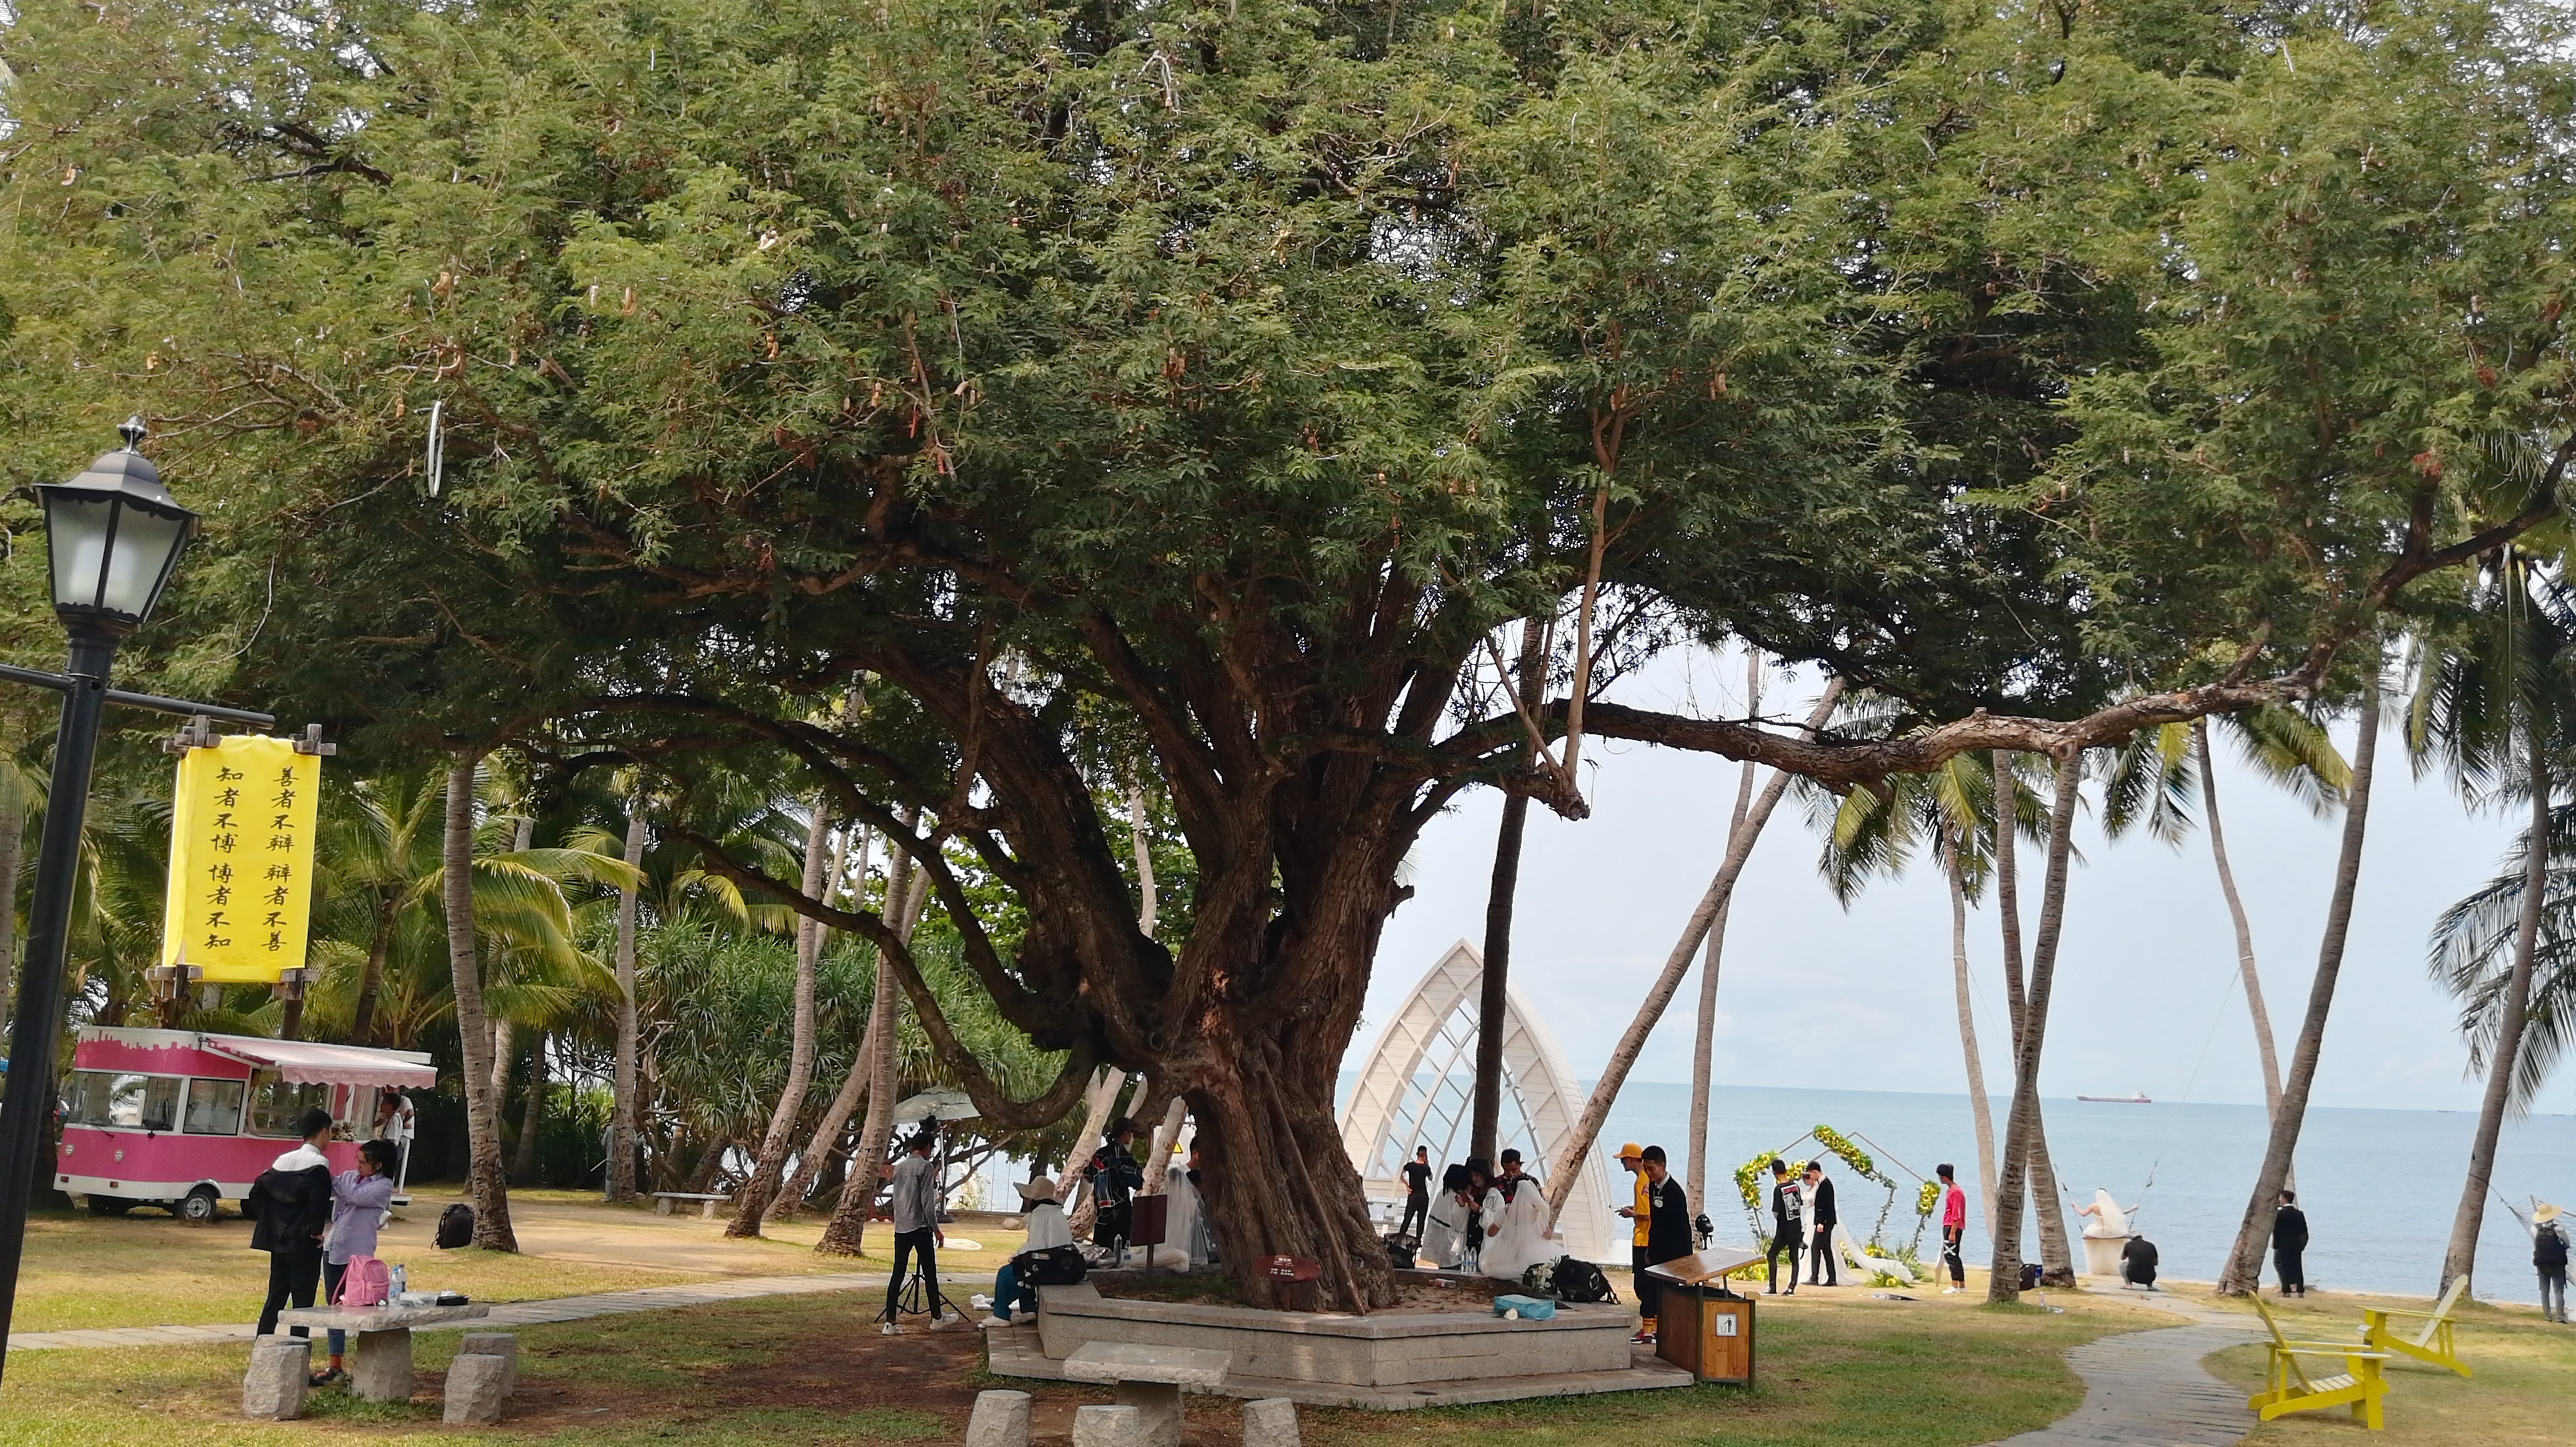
[389,1264,407,1300]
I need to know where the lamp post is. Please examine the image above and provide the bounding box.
[0,419,200,1376]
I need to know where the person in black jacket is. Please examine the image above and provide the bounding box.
[1635,1146,1692,1345]
[2121,1235,2160,1290]
[1804,1162,1840,1286]
[2272,1190,2310,1297]
[1082,1117,1146,1251]
[249,1107,338,1337]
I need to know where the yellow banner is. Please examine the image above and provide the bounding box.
[159,735,321,985]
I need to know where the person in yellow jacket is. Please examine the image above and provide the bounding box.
[1613,1142,1650,1332]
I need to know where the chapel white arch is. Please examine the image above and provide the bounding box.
[1338,940,1614,1262]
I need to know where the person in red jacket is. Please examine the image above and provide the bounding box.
[1937,1163,1969,1294]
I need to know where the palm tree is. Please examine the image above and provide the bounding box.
[2101,710,2351,1120]
[2430,800,2576,1113]
[2406,553,2576,1295]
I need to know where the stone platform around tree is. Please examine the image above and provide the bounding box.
[984,1279,1690,1410]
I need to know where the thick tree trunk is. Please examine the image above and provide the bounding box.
[772,827,874,1221]
[1546,681,1843,1213]
[491,1019,513,1108]
[2219,672,2381,1295]
[1687,655,1763,1213]
[1947,842,2000,1234]
[609,799,648,1202]
[2197,720,2284,1117]
[1986,751,2082,1301]
[511,1031,547,1184]
[1474,619,1550,1162]
[729,798,833,1235]
[817,826,928,1256]
[444,756,516,1251]
[2440,723,2551,1296]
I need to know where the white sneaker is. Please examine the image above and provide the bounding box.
[1942,1287,1962,1295]
[977,1314,1013,1329]
[881,1321,900,1336]
[934,1312,963,1326]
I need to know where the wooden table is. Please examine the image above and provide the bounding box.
[276,1303,489,1402]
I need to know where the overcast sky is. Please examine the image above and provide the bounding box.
[1355,645,2548,1115]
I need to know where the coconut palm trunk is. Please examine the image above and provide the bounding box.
[511,1032,547,1184]
[2197,719,2284,1116]
[1946,838,2000,1232]
[1686,652,1762,1211]
[2219,671,2381,1295]
[771,826,874,1221]
[608,798,648,1202]
[1989,750,2076,1285]
[0,759,26,1025]
[818,819,929,1257]
[445,755,516,1251]
[728,798,834,1235]
[1545,680,1843,1213]
[2440,722,2552,1295]
[1986,751,2081,1301]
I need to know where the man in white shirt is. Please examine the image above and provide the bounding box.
[372,1091,416,1190]
[980,1176,1072,1326]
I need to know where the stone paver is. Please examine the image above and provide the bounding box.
[11,1269,973,1350]
[1983,1295,2261,1447]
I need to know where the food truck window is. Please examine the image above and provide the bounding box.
[185,1078,247,1135]
[245,1071,332,1137]
[62,1072,180,1130]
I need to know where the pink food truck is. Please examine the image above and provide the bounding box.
[54,1026,435,1220]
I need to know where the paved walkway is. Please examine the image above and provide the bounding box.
[7,1269,972,1350]
[1986,1293,2262,1447]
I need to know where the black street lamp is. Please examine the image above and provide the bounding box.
[0,421,273,1385]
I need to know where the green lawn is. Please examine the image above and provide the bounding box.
[0,1280,2164,1447]
[2200,1287,2576,1447]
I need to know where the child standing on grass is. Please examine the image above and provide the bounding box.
[311,1139,401,1386]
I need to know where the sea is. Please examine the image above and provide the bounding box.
[1568,1082,2576,1304]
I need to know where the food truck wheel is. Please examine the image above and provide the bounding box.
[84,1196,133,1217]
[176,1186,220,1222]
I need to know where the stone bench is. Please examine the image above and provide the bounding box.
[274,1302,489,1403]
[653,1191,731,1218]
[445,1332,519,1425]
[1062,1342,1232,1447]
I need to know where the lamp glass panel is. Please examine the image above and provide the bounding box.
[100,505,188,618]
[43,493,117,611]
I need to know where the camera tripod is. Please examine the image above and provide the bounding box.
[876,1247,955,1327]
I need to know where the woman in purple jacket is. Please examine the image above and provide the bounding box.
[311,1139,401,1386]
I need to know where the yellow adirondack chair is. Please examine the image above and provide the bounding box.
[2248,1294,2391,1430]
[2361,1277,2473,1377]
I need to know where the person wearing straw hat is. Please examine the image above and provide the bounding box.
[2532,1202,2570,1324]
[979,1176,1074,1327]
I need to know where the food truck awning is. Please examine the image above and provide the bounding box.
[204,1036,437,1088]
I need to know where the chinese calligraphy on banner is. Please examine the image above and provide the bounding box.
[158,734,320,985]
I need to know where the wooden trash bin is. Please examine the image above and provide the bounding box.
[1643,1249,1760,1385]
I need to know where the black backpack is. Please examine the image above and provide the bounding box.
[1017,1243,1089,1286]
[2538,1221,2570,1270]
[1551,1256,1617,1304]
[436,1202,474,1249]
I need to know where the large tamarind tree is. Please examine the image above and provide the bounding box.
[6,0,2571,1308]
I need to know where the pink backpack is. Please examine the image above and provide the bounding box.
[335,1255,391,1307]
